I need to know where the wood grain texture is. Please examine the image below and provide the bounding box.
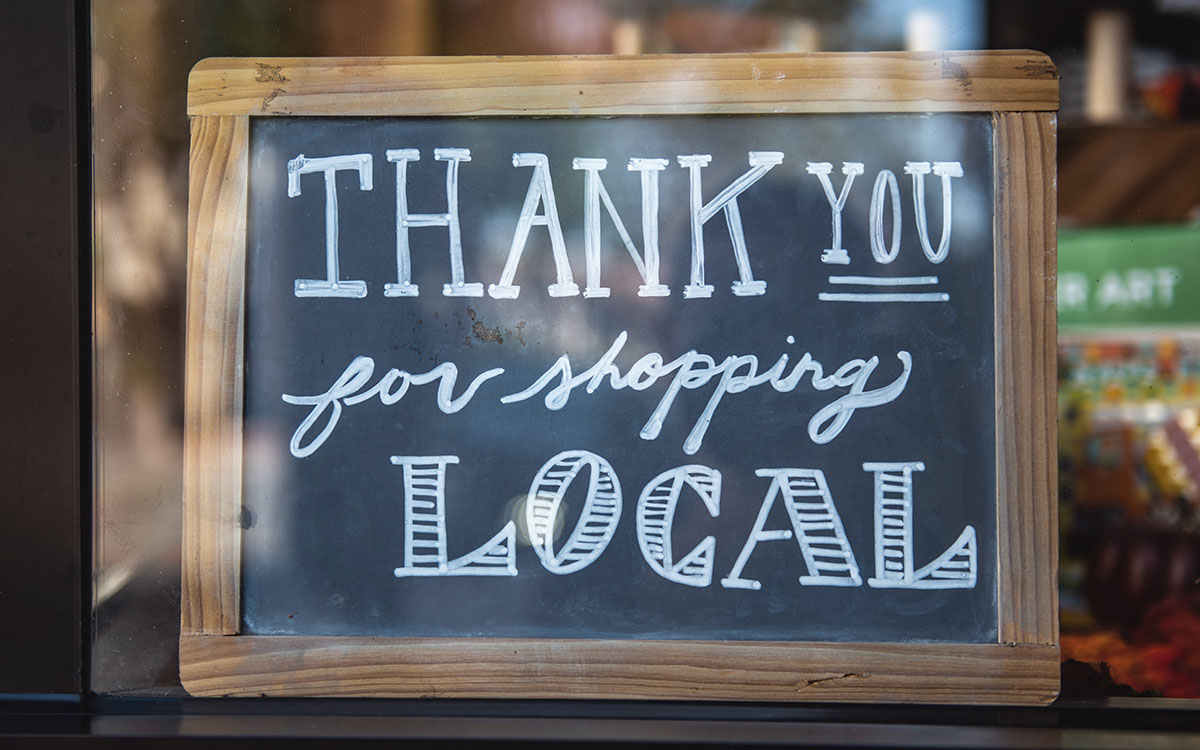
[180,636,1059,704]
[182,115,248,636]
[187,51,1058,117]
[993,112,1059,647]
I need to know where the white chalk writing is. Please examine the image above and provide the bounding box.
[501,332,912,454]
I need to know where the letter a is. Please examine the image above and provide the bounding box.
[488,153,579,299]
[287,153,373,298]
[721,469,860,590]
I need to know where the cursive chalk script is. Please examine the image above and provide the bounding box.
[282,333,912,458]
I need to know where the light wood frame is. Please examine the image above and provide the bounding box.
[183,52,1059,703]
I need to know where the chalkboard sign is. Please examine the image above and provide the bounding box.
[182,53,1060,703]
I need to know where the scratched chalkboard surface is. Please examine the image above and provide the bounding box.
[240,114,996,643]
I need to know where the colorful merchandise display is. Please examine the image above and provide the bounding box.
[1058,225,1200,697]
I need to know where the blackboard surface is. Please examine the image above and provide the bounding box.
[241,113,996,643]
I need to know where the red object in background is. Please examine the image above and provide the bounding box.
[657,7,780,53]
[1086,530,1200,627]
[1064,592,1200,697]
[441,0,615,55]
[1143,67,1200,120]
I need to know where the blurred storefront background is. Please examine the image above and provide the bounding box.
[1057,226,1200,697]
[92,0,1200,696]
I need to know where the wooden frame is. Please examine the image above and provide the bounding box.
[183,52,1059,703]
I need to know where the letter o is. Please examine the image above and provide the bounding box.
[870,169,901,264]
[525,450,622,574]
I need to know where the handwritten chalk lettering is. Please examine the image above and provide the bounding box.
[526,450,622,574]
[280,355,505,458]
[721,468,861,590]
[904,161,963,264]
[807,161,865,265]
[287,153,373,298]
[636,465,722,587]
[500,332,912,455]
[678,152,783,298]
[281,150,970,299]
[820,276,949,304]
[488,153,579,299]
[391,455,517,577]
[864,462,977,589]
[819,292,950,303]
[628,158,671,297]
[384,148,484,298]
[379,453,976,595]
[869,168,902,264]
[573,156,671,298]
[284,336,912,459]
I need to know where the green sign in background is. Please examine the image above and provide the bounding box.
[1057,225,1200,330]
